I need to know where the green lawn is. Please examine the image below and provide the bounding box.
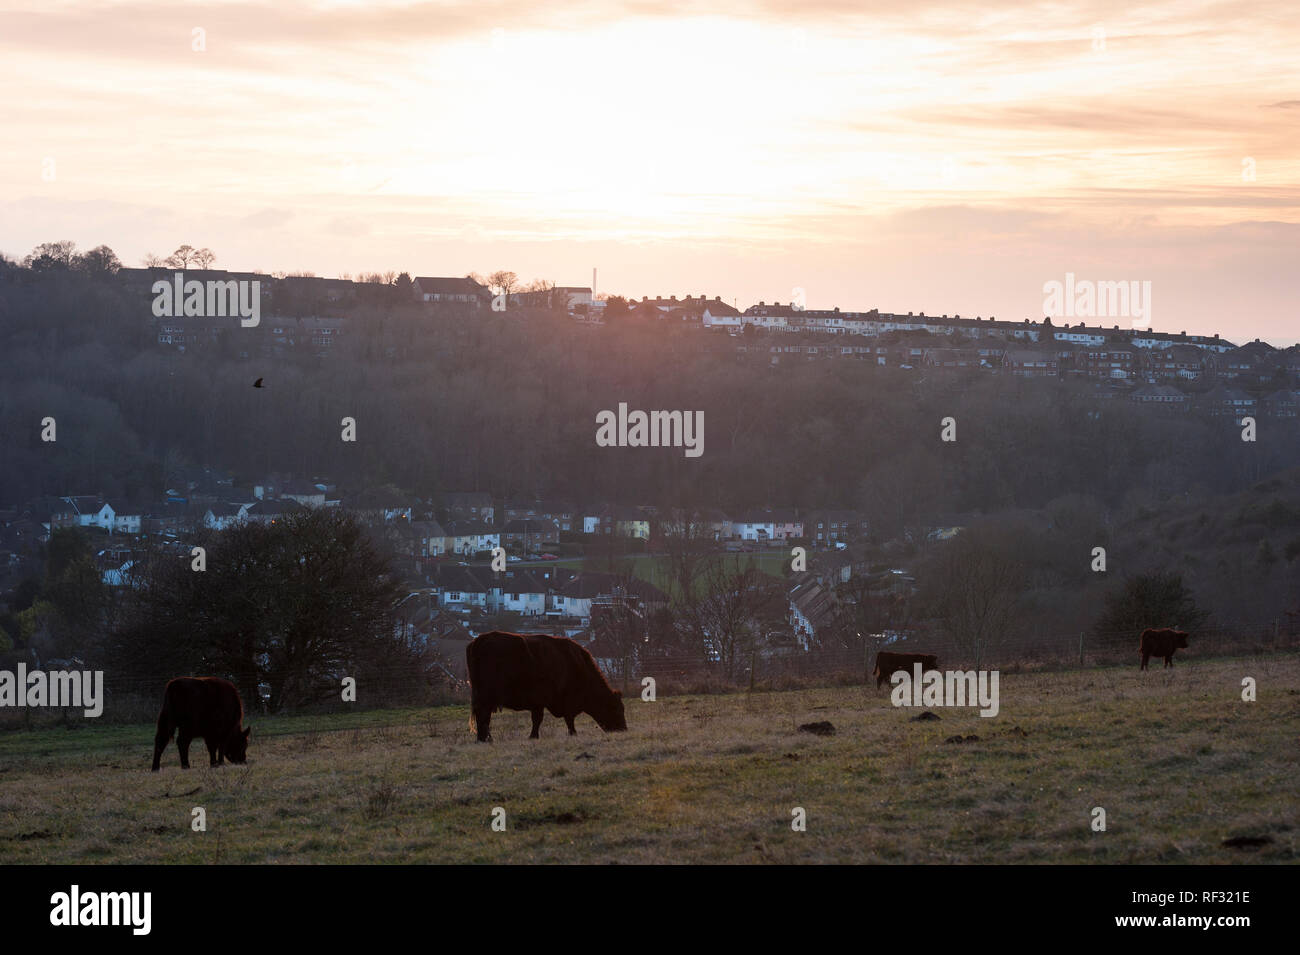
[514,551,792,597]
[1,653,1295,863]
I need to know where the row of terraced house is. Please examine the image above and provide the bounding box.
[383,497,871,558]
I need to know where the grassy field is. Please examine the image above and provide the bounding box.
[1,654,1296,864]
[515,550,792,596]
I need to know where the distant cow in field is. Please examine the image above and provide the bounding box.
[873,651,940,689]
[1139,628,1189,670]
[151,677,250,771]
[466,631,627,742]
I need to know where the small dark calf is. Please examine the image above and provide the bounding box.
[873,651,940,689]
[1139,628,1189,670]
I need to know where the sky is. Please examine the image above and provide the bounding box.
[2,0,1297,344]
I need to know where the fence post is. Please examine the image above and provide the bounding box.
[1078,632,1084,667]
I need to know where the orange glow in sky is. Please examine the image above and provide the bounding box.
[2,0,1297,342]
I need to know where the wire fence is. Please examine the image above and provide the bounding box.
[604,620,1300,691]
[2,621,1295,730]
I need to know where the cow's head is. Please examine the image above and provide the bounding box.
[1173,631,1189,649]
[595,690,628,733]
[226,726,251,763]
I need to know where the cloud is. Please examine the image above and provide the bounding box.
[325,216,370,236]
[241,208,294,229]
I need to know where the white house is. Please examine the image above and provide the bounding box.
[703,307,744,331]
[102,560,136,587]
[56,497,143,535]
[445,521,500,555]
[204,503,250,530]
[60,496,112,532]
[495,572,547,615]
[554,286,593,311]
[733,512,776,541]
[1051,325,1109,346]
[110,506,143,534]
[435,567,490,612]
[413,276,488,307]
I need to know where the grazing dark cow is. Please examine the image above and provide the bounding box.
[873,651,940,689]
[151,677,250,771]
[1139,628,1189,670]
[466,631,627,742]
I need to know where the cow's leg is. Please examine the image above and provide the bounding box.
[1165,654,1173,668]
[1140,651,1150,671]
[152,711,174,772]
[529,708,544,739]
[177,732,193,769]
[474,706,492,743]
[565,715,577,735]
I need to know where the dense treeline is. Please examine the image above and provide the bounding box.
[2,515,419,713]
[4,258,1300,664]
[2,264,1294,532]
[106,509,411,710]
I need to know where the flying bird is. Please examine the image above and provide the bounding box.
[253,378,264,388]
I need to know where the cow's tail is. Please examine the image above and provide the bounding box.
[151,689,175,771]
[466,641,477,734]
[154,704,174,743]
[154,687,175,739]
[467,677,481,734]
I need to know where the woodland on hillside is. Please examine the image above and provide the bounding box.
[2,257,1298,690]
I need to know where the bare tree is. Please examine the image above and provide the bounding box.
[488,270,519,299]
[590,570,647,688]
[831,572,912,649]
[164,244,197,268]
[192,247,217,269]
[920,525,1026,667]
[142,252,166,267]
[76,245,122,276]
[23,240,78,270]
[675,553,783,679]
[660,508,714,604]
